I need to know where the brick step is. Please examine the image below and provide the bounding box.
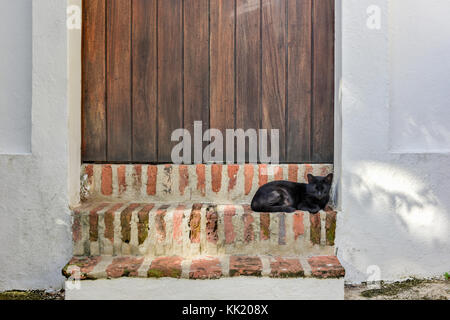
[63,255,345,280]
[81,164,333,203]
[73,203,337,257]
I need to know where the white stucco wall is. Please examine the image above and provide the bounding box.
[337,0,450,283]
[390,0,450,153]
[0,0,72,291]
[0,0,32,154]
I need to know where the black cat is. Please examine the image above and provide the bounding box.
[251,174,333,214]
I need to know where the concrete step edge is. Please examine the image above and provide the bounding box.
[63,254,345,281]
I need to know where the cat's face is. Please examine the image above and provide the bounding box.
[307,174,333,200]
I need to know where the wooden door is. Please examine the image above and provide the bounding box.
[82,0,334,163]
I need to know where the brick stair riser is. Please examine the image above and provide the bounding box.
[82,164,333,203]
[63,255,345,281]
[73,204,337,257]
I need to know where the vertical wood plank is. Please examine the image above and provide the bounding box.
[210,0,236,162]
[158,0,183,162]
[184,0,210,161]
[287,0,312,162]
[262,0,286,162]
[236,0,261,162]
[107,0,132,162]
[312,0,334,163]
[82,0,106,161]
[132,0,158,162]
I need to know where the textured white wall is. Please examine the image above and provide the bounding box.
[0,0,32,154]
[0,0,72,291]
[68,0,82,207]
[390,0,450,153]
[337,0,450,283]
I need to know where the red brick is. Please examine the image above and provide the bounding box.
[146,165,158,196]
[211,164,222,193]
[155,205,169,242]
[121,203,140,244]
[274,166,284,181]
[310,213,321,245]
[260,213,270,240]
[106,257,144,278]
[206,206,219,244]
[89,203,109,242]
[189,258,222,280]
[293,212,305,240]
[63,256,102,280]
[321,166,330,176]
[229,256,262,277]
[308,256,345,279]
[224,205,236,244]
[258,164,268,187]
[137,204,154,245]
[189,204,202,243]
[270,257,304,278]
[244,164,254,195]
[117,165,127,194]
[133,165,142,190]
[148,256,183,278]
[179,165,189,195]
[104,203,124,243]
[288,164,298,182]
[173,205,185,244]
[89,212,98,243]
[196,164,206,196]
[85,164,94,185]
[227,165,239,191]
[72,214,81,242]
[101,165,113,196]
[243,206,254,243]
[304,164,314,182]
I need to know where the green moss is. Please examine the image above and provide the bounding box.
[445,272,449,281]
[147,268,181,279]
[273,271,305,278]
[310,226,321,245]
[421,295,448,300]
[61,260,89,278]
[170,268,182,278]
[121,213,131,244]
[262,226,270,239]
[123,269,131,277]
[138,220,149,245]
[62,264,69,277]
[326,220,336,246]
[229,270,239,277]
[148,269,165,278]
[361,278,428,298]
[0,290,63,301]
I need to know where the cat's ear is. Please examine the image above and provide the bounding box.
[325,173,334,184]
[307,174,315,184]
